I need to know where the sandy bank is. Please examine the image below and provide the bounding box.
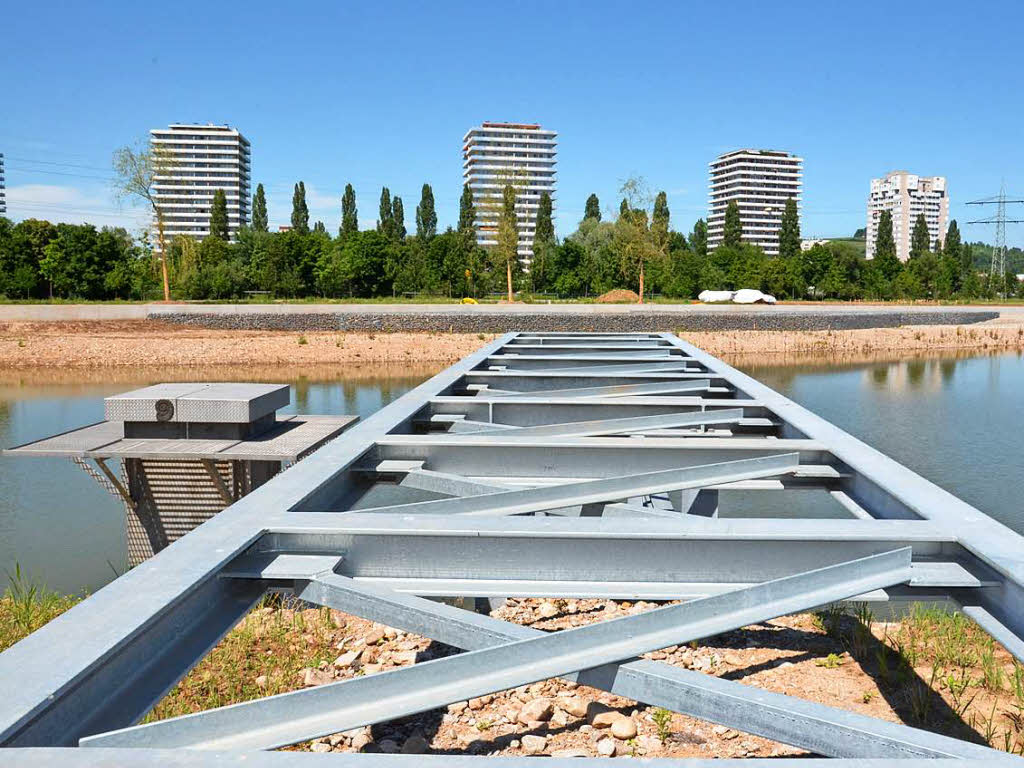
[0,318,1022,369]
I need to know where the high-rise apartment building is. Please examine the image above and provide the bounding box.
[707,149,803,256]
[0,153,6,215]
[866,171,948,262]
[462,122,557,263]
[150,124,250,246]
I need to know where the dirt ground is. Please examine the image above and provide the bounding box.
[0,317,1023,369]
[146,597,1024,758]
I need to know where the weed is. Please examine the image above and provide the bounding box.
[980,638,1005,692]
[1,564,81,652]
[477,333,486,340]
[815,604,846,640]
[297,335,308,345]
[862,691,875,704]
[475,719,492,732]
[816,652,845,669]
[651,707,673,743]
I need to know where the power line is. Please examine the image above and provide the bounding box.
[966,182,1024,295]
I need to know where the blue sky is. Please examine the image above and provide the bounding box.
[3,1,1023,244]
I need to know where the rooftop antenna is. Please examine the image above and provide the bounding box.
[966,181,1024,297]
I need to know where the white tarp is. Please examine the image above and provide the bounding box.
[699,289,776,304]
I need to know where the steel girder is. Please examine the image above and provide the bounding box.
[1,331,1023,766]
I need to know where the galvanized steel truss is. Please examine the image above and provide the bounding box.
[2,332,1023,766]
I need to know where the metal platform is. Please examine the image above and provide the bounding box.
[1,332,1022,766]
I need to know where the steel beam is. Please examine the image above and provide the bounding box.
[319,453,799,516]
[83,549,913,749]
[467,408,746,437]
[488,380,713,399]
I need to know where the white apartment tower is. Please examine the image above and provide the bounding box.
[866,171,948,262]
[150,124,251,246]
[0,153,6,214]
[707,149,803,256]
[463,122,557,263]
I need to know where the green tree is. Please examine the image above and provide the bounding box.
[615,176,661,302]
[722,200,743,249]
[651,191,670,251]
[690,219,708,258]
[313,221,327,235]
[909,213,930,260]
[494,184,520,302]
[778,197,800,260]
[291,182,310,234]
[340,184,358,240]
[209,189,229,240]
[458,184,476,234]
[252,183,268,232]
[943,220,961,262]
[392,196,406,241]
[535,191,555,247]
[416,183,437,240]
[112,140,174,300]
[316,230,391,297]
[872,210,901,282]
[377,187,394,240]
[584,193,601,222]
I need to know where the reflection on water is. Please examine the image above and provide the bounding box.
[0,363,443,595]
[2,351,1023,595]
[733,349,1024,535]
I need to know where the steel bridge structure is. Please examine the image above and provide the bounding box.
[1,332,1023,766]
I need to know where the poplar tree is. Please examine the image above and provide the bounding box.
[943,220,961,261]
[873,210,901,281]
[722,200,743,248]
[377,187,394,239]
[778,197,801,260]
[416,183,437,240]
[494,184,519,302]
[619,199,629,218]
[209,189,229,240]
[910,213,930,259]
[458,184,476,234]
[584,193,601,222]
[651,191,670,250]
[252,183,268,232]
[340,184,358,240]
[313,221,327,234]
[535,191,554,246]
[691,219,708,257]
[392,196,406,241]
[291,182,309,234]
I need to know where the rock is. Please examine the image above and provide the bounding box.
[551,708,569,727]
[301,667,333,687]
[552,748,590,758]
[521,734,547,754]
[378,739,399,753]
[509,739,520,749]
[254,674,268,689]
[596,737,616,756]
[468,696,486,711]
[723,654,743,667]
[712,725,728,735]
[401,735,429,754]
[610,716,637,739]
[310,741,332,753]
[361,663,382,675]
[518,698,553,723]
[333,649,362,669]
[448,701,468,714]
[723,730,739,740]
[365,627,386,646]
[351,733,372,751]
[561,696,589,718]
[538,601,559,618]
[391,650,418,665]
[586,704,618,728]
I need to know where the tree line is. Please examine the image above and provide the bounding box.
[1,173,1022,301]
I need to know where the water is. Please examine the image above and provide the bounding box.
[0,364,443,595]
[1,352,1022,595]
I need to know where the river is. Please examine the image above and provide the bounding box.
[1,351,1022,595]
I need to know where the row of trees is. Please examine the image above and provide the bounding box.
[2,166,1023,301]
